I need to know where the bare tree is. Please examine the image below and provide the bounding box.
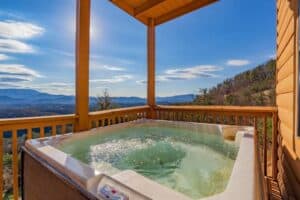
[95,89,115,110]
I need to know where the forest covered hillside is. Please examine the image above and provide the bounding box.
[193,59,276,106]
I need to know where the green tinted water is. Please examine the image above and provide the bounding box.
[57,125,239,199]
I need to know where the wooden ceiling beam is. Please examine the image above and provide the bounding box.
[109,0,148,25]
[134,0,166,17]
[154,0,219,25]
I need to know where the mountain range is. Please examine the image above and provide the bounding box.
[0,89,195,118]
[0,89,195,107]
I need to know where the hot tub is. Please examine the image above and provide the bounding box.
[22,119,255,200]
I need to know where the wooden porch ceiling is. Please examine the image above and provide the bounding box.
[109,0,219,26]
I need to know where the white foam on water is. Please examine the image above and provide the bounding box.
[89,138,156,174]
[88,138,234,199]
[156,143,234,198]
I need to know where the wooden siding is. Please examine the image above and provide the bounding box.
[276,0,300,199]
[276,0,297,155]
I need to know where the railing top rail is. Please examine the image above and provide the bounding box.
[0,105,277,128]
[89,105,150,117]
[0,114,77,126]
[155,105,278,114]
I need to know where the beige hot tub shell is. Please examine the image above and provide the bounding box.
[24,119,255,200]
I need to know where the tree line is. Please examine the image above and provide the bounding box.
[193,59,276,106]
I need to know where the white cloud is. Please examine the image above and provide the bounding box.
[0,81,75,95]
[47,82,73,87]
[90,59,126,71]
[0,20,44,54]
[90,75,133,84]
[0,64,42,83]
[101,65,125,71]
[226,59,250,66]
[0,81,74,95]
[29,82,75,95]
[136,65,222,84]
[0,53,10,60]
[136,80,147,85]
[90,63,126,71]
[0,11,23,20]
[0,20,44,39]
[268,54,276,59]
[0,82,22,89]
[0,39,35,53]
[49,49,74,57]
[90,54,134,66]
[158,65,222,81]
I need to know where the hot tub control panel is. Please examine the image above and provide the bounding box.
[94,174,151,200]
[98,184,128,200]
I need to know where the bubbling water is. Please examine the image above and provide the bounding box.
[58,125,239,199]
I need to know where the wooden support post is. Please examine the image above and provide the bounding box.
[75,0,91,132]
[147,18,156,119]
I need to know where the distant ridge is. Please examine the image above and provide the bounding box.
[0,89,195,118]
[0,89,195,107]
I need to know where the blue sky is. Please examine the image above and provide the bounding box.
[0,0,276,97]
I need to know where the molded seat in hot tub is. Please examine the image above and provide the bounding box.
[112,170,191,200]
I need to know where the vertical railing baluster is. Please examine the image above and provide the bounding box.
[221,114,225,124]
[263,116,267,176]
[221,114,224,124]
[40,127,45,138]
[235,115,238,125]
[212,113,216,123]
[27,128,32,139]
[12,129,18,200]
[248,116,251,126]
[272,113,278,179]
[52,125,57,136]
[0,128,3,198]
[62,124,67,134]
[254,116,258,162]
[254,117,258,141]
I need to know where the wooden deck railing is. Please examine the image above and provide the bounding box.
[155,105,278,199]
[0,105,277,199]
[88,106,150,128]
[0,106,150,199]
[0,114,77,200]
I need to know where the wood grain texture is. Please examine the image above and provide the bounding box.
[276,0,297,158]
[75,0,91,132]
[109,0,218,25]
[276,2,299,197]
